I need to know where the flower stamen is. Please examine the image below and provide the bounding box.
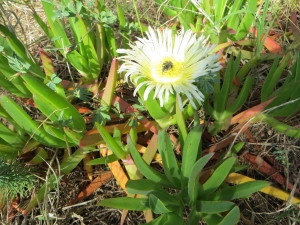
[155,57,183,82]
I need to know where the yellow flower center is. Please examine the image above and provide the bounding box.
[156,57,183,80]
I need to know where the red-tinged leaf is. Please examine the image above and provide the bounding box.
[233,77,240,87]
[230,98,275,125]
[250,27,282,54]
[202,135,236,154]
[26,147,48,165]
[80,123,148,147]
[243,154,300,195]
[23,140,40,153]
[39,48,55,77]
[68,171,112,205]
[75,105,92,114]
[102,57,118,109]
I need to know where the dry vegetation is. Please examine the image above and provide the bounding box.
[0,0,300,224]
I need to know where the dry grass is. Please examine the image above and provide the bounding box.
[0,0,300,224]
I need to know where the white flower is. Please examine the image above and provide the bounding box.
[117,27,222,110]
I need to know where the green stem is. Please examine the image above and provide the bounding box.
[256,114,300,138]
[176,96,188,148]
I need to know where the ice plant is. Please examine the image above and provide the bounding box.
[117,27,222,113]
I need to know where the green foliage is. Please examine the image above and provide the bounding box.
[0,158,36,202]
[272,147,289,166]
[72,87,92,102]
[196,74,220,94]
[204,54,253,135]
[154,0,258,43]
[256,50,300,138]
[46,73,62,91]
[100,127,269,224]
[95,123,127,160]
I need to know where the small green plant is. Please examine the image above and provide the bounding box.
[154,0,258,43]
[99,127,269,225]
[204,54,253,135]
[273,147,289,166]
[0,158,36,203]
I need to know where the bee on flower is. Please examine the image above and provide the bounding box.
[117,27,222,111]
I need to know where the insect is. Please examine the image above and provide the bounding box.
[162,61,173,72]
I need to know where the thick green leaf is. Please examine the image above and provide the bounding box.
[64,127,83,145]
[0,105,25,137]
[0,25,44,78]
[196,201,235,214]
[127,136,176,188]
[181,125,203,189]
[0,95,67,147]
[213,55,237,115]
[60,147,86,174]
[137,77,173,120]
[32,12,54,39]
[88,154,119,165]
[95,23,105,70]
[43,124,78,146]
[234,0,258,40]
[0,54,31,97]
[22,74,85,132]
[261,55,281,101]
[0,122,24,146]
[68,13,100,80]
[126,179,167,196]
[95,123,126,159]
[198,157,237,198]
[41,1,90,77]
[144,213,184,225]
[99,197,149,211]
[27,148,48,165]
[105,27,118,57]
[226,76,253,115]
[0,72,26,97]
[187,153,214,206]
[0,142,18,157]
[227,0,245,31]
[214,0,227,23]
[208,180,270,201]
[202,213,223,225]
[218,206,240,225]
[148,193,178,214]
[0,54,32,98]
[266,81,300,117]
[158,130,181,188]
[258,115,300,138]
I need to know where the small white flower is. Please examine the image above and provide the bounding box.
[117,27,222,110]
